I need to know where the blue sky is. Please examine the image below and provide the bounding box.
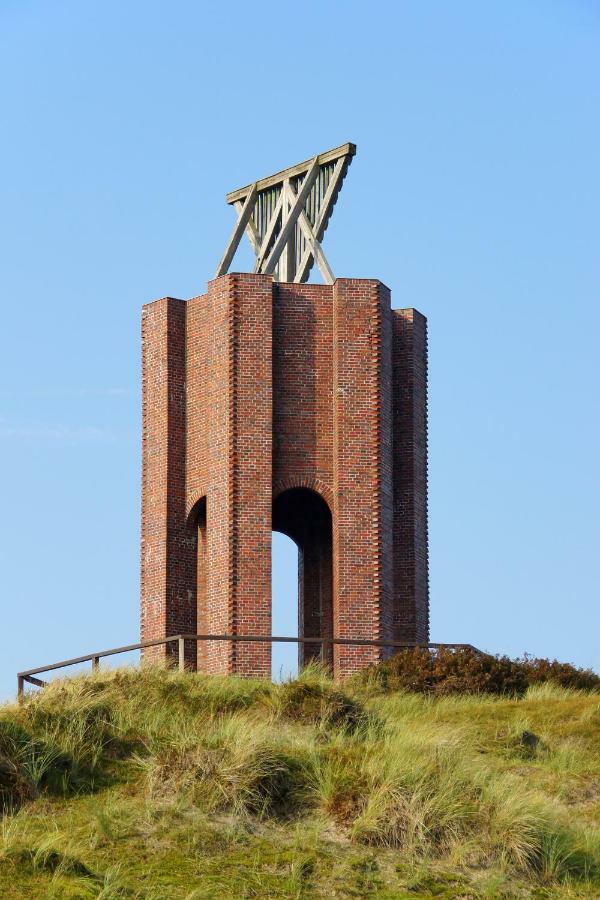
[1,1,598,698]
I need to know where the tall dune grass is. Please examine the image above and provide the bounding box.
[1,662,600,896]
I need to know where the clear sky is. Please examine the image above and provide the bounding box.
[1,0,598,699]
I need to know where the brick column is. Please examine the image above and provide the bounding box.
[200,276,235,673]
[333,279,394,676]
[140,297,196,664]
[392,309,429,643]
[186,274,273,676]
[228,274,273,676]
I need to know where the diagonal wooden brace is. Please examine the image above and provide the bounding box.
[215,184,258,277]
[263,158,320,276]
[294,156,346,283]
[284,181,335,285]
[234,200,261,257]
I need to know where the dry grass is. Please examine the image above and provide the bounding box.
[1,662,600,897]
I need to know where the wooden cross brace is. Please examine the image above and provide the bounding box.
[215,142,355,284]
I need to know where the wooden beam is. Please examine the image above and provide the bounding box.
[295,156,347,283]
[279,179,296,282]
[234,200,260,257]
[24,674,47,688]
[286,181,334,285]
[263,159,320,276]
[226,142,355,205]
[215,184,257,277]
[297,210,334,284]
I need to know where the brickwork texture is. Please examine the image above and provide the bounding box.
[141,273,428,678]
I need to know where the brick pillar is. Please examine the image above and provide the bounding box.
[200,276,235,673]
[333,279,394,676]
[227,274,273,676]
[187,274,273,676]
[140,297,196,665]
[392,309,429,643]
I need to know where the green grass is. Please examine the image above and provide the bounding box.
[2,665,600,897]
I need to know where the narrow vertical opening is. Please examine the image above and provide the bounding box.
[271,532,299,681]
[188,497,207,671]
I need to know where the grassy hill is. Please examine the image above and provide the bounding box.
[1,661,600,898]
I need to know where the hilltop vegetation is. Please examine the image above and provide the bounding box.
[1,655,600,898]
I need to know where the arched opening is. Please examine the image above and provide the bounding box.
[187,496,207,671]
[272,487,333,677]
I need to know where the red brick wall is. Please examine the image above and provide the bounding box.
[272,284,333,491]
[191,276,234,672]
[332,280,395,674]
[392,309,429,643]
[227,275,273,676]
[141,297,196,665]
[186,274,272,674]
[140,274,428,677]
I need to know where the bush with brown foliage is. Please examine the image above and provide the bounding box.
[357,647,600,696]
[519,655,600,691]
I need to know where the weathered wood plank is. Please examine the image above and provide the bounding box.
[226,142,355,204]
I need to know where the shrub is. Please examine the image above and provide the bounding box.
[358,648,527,696]
[356,648,600,697]
[521,656,600,692]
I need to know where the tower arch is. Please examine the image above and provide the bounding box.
[187,497,207,670]
[272,487,333,668]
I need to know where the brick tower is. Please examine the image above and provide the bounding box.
[140,146,428,678]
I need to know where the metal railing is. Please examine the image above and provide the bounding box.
[17,634,481,699]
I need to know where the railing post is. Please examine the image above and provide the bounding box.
[92,656,100,672]
[17,675,24,702]
[178,637,185,673]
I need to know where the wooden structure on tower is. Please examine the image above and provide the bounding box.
[215,142,356,284]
